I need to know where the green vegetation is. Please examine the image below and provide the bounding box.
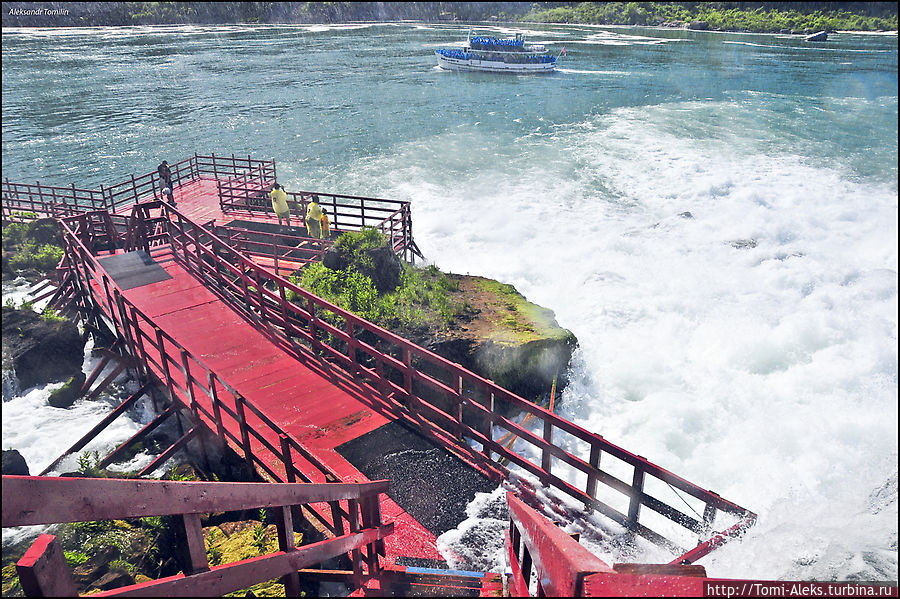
[40,306,66,323]
[4,2,894,31]
[521,3,898,32]
[2,218,64,278]
[77,450,107,477]
[291,229,468,334]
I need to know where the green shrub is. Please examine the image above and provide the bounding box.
[64,550,89,567]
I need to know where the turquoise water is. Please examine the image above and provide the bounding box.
[2,23,898,580]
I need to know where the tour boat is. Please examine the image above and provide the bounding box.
[435,31,561,74]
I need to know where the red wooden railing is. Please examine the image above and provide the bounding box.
[3,153,423,262]
[59,203,756,563]
[214,223,334,274]
[506,491,615,596]
[57,207,386,545]
[2,476,392,597]
[1,180,106,219]
[506,491,714,596]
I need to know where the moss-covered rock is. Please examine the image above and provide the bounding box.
[299,229,579,410]
[1,306,86,390]
[47,371,87,408]
[425,276,577,406]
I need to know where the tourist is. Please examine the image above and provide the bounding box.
[269,183,290,228]
[320,208,330,239]
[305,195,323,239]
[157,160,175,205]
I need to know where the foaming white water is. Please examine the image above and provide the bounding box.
[2,282,166,547]
[342,99,898,579]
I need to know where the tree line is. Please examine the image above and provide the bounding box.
[2,2,897,31]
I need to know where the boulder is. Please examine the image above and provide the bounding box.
[687,21,709,30]
[2,449,30,475]
[47,371,87,408]
[322,240,401,293]
[89,569,135,592]
[1,306,86,390]
[420,276,577,409]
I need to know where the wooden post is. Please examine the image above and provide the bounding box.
[628,464,645,527]
[541,419,553,485]
[586,443,602,499]
[274,504,301,596]
[16,535,78,597]
[280,434,295,483]
[235,394,255,473]
[181,512,210,574]
[208,372,226,443]
[483,392,495,461]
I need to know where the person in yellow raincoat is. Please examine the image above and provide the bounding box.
[306,195,323,238]
[320,209,331,239]
[269,183,290,228]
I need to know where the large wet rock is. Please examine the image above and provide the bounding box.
[1,306,85,390]
[417,276,578,408]
[2,449,30,475]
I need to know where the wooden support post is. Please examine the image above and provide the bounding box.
[181,512,210,575]
[274,505,302,596]
[628,465,645,527]
[39,383,151,475]
[541,419,553,485]
[138,427,196,477]
[235,395,255,473]
[330,501,345,537]
[98,405,175,469]
[16,535,78,598]
[208,372,226,443]
[280,434,295,483]
[586,443,602,499]
[348,498,362,581]
[483,392,495,461]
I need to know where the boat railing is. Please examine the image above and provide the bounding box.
[2,475,392,597]
[76,201,756,563]
[57,207,378,545]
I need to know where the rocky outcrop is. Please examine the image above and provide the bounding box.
[417,276,577,407]
[323,242,401,293]
[47,371,87,408]
[2,449,29,475]
[1,306,85,390]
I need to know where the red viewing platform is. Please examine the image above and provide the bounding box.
[1,154,758,596]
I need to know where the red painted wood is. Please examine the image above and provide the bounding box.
[15,534,78,597]
[507,491,614,597]
[105,248,442,562]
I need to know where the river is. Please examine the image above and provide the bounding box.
[1,22,897,581]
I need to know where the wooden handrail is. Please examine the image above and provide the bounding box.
[2,476,389,526]
[136,204,754,559]
[506,491,613,596]
[59,202,756,564]
[3,476,392,598]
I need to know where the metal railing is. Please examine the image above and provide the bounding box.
[62,202,757,563]
[2,475,391,597]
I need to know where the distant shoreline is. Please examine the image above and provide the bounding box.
[2,21,896,34]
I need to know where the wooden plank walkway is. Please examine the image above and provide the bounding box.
[117,244,445,563]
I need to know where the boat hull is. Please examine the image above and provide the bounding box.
[435,52,555,74]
